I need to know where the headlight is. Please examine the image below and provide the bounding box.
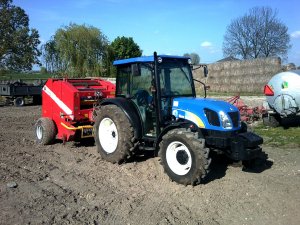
[219,111,232,129]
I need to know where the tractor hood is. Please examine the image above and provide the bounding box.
[172,97,240,131]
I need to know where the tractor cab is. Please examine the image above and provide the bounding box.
[113,54,198,138]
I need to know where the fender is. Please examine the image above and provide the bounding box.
[99,97,143,139]
[157,119,204,146]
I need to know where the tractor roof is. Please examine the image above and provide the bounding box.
[113,55,190,66]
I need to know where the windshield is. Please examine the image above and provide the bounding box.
[158,59,194,97]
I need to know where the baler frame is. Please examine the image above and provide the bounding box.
[35,77,115,144]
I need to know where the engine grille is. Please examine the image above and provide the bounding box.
[204,108,220,126]
[228,111,239,128]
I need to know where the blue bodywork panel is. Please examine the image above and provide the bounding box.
[172,97,241,131]
[113,55,190,65]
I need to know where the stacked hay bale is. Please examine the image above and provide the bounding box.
[193,57,281,94]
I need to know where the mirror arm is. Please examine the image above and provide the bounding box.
[193,78,207,98]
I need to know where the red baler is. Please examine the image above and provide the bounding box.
[35,78,115,144]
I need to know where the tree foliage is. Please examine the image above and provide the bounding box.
[0,0,41,71]
[43,23,109,77]
[111,36,142,60]
[223,7,291,60]
[183,52,200,65]
[42,27,143,77]
[42,38,64,73]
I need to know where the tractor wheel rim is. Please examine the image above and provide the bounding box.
[36,125,43,140]
[99,118,118,153]
[166,141,192,175]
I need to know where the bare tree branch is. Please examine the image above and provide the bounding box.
[222,7,291,60]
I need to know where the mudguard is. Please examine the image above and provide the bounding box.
[99,97,143,139]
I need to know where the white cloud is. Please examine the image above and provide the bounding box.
[201,41,213,48]
[291,31,300,38]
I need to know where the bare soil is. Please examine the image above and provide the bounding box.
[0,105,300,225]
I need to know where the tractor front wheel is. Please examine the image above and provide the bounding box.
[159,128,211,185]
[94,105,136,164]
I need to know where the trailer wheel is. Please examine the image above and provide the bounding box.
[94,105,136,164]
[159,128,211,185]
[32,95,42,105]
[14,97,24,107]
[262,114,279,127]
[35,118,57,145]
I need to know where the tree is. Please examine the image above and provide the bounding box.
[111,36,142,60]
[183,53,200,65]
[223,7,291,60]
[42,38,64,73]
[0,0,41,71]
[47,23,109,77]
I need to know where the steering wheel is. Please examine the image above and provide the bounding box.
[135,90,150,106]
[170,91,180,96]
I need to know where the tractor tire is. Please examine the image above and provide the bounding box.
[263,114,280,127]
[35,117,57,145]
[159,128,211,186]
[14,97,25,107]
[94,105,136,164]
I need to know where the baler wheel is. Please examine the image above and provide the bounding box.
[94,105,136,164]
[35,117,57,145]
[159,128,211,185]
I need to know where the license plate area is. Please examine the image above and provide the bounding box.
[81,127,94,138]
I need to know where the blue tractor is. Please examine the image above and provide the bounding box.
[93,52,263,185]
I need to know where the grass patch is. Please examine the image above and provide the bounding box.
[252,122,300,148]
[0,72,53,81]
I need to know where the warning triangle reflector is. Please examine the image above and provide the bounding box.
[264,85,274,96]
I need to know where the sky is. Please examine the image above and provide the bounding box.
[14,0,300,66]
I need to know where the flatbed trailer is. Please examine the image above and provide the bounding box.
[0,80,44,106]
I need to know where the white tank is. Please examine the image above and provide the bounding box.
[265,70,300,117]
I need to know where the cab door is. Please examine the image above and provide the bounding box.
[130,63,156,137]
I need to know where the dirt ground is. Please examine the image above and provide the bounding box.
[0,105,300,225]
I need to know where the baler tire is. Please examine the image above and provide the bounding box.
[159,128,211,186]
[94,105,136,164]
[14,97,25,107]
[35,117,57,145]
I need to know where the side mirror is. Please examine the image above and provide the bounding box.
[131,63,140,76]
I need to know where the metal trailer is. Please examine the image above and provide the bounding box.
[263,70,300,126]
[0,80,44,106]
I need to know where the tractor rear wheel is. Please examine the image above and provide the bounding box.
[35,117,57,145]
[94,105,136,164]
[159,128,211,185]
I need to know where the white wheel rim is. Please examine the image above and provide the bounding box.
[98,118,118,153]
[166,141,192,175]
[36,125,43,140]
